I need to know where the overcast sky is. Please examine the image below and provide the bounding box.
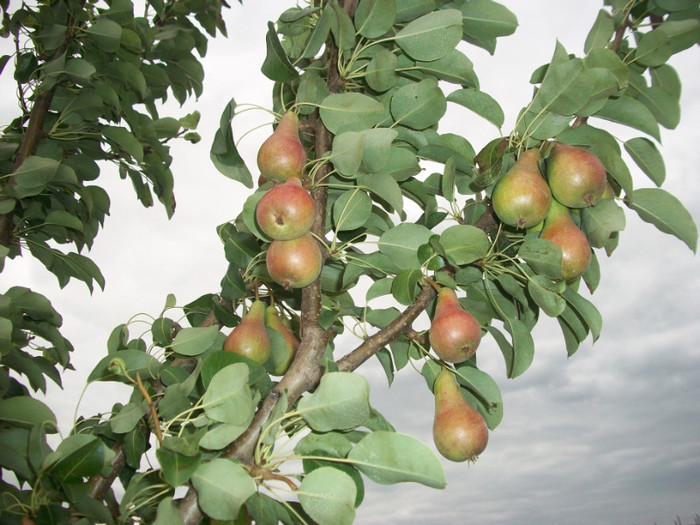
[1,1,699,524]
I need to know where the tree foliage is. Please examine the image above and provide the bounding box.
[0,0,698,524]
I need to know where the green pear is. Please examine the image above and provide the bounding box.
[433,369,489,462]
[257,111,307,182]
[546,143,607,208]
[540,199,591,282]
[264,306,300,375]
[223,300,270,365]
[266,232,323,289]
[491,148,552,229]
[429,287,482,364]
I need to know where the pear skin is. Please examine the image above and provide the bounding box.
[264,306,299,375]
[255,177,315,240]
[257,111,307,182]
[429,288,482,363]
[223,300,270,365]
[433,369,489,462]
[540,199,592,281]
[491,148,552,229]
[546,143,606,208]
[266,232,322,289]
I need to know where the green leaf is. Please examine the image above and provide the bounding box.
[391,269,422,305]
[447,88,504,127]
[110,401,148,433]
[378,223,432,269]
[301,5,333,59]
[200,423,249,450]
[365,47,399,92]
[153,499,184,525]
[535,52,592,115]
[261,21,298,81]
[393,9,463,61]
[459,0,518,45]
[297,372,371,432]
[657,18,700,54]
[518,238,562,280]
[169,326,220,357]
[331,131,365,176]
[594,96,661,141]
[86,17,123,52]
[635,85,681,130]
[562,287,603,342]
[43,434,114,481]
[156,446,201,487]
[210,98,253,188]
[494,318,535,378]
[298,467,356,525]
[102,125,143,163]
[191,459,256,520]
[439,224,490,266]
[624,137,666,186]
[357,172,404,215]
[581,199,626,248]
[320,93,385,133]
[584,9,615,53]
[202,363,256,425]
[347,431,446,488]
[527,275,566,317]
[360,128,398,172]
[390,78,447,130]
[411,49,478,87]
[0,397,57,432]
[355,0,396,38]
[628,188,698,253]
[88,349,162,383]
[330,0,357,52]
[333,189,372,231]
[10,156,60,197]
[634,29,672,67]
[44,210,84,232]
[454,363,504,429]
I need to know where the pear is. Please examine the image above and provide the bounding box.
[540,199,591,282]
[266,232,322,289]
[546,143,607,208]
[264,306,299,375]
[491,148,552,229]
[223,299,270,365]
[257,111,307,182]
[256,177,315,240]
[433,369,489,462]
[429,287,482,364]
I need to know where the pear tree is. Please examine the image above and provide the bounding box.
[0,1,698,524]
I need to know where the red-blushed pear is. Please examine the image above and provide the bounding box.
[255,177,315,240]
[432,369,489,462]
[257,111,307,182]
[223,299,270,365]
[491,148,552,229]
[546,143,607,208]
[266,232,322,289]
[428,287,482,364]
[540,198,592,282]
[264,306,299,375]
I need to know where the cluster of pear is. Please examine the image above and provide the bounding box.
[223,299,300,375]
[428,287,489,462]
[492,143,609,281]
[255,111,322,289]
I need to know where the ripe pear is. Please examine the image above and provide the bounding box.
[266,232,322,289]
[257,111,307,182]
[429,287,482,364]
[546,143,607,208]
[540,199,592,282]
[491,148,552,229]
[264,306,299,375]
[223,299,270,365]
[433,369,489,462]
[255,177,315,240]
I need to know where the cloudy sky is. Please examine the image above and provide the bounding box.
[2,1,699,524]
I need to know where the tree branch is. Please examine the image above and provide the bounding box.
[336,283,436,372]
